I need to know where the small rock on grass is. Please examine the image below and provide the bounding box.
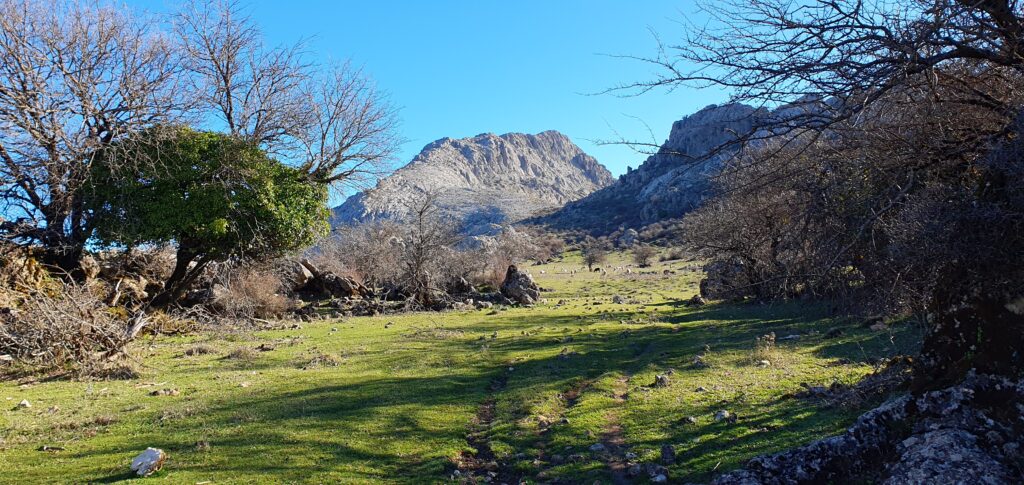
[130,448,166,477]
[149,388,180,397]
[589,443,606,452]
[17,399,30,409]
[653,374,671,387]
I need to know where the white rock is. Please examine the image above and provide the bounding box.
[130,448,166,477]
[715,410,732,422]
[652,474,668,483]
[17,399,30,408]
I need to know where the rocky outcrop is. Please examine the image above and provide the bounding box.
[711,372,1024,484]
[500,265,541,305]
[333,131,613,235]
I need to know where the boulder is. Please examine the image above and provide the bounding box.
[291,262,315,289]
[500,265,541,305]
[699,257,751,299]
[450,276,476,295]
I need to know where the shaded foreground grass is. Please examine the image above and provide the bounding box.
[0,253,920,483]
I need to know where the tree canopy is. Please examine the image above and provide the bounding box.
[87,127,329,302]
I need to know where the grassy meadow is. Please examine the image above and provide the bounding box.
[0,252,920,484]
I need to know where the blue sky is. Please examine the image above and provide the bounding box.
[137,0,727,178]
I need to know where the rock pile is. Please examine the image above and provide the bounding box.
[711,372,1024,484]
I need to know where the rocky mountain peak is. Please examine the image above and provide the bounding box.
[333,130,613,234]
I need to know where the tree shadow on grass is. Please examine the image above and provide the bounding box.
[65,300,920,483]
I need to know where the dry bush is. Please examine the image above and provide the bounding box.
[751,332,782,366]
[216,265,295,319]
[226,347,259,363]
[184,344,217,356]
[0,284,141,378]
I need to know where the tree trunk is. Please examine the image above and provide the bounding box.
[151,248,200,307]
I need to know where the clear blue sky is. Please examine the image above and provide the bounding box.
[138,0,727,178]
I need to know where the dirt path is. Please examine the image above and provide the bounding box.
[598,375,632,485]
[535,378,593,463]
[454,373,522,484]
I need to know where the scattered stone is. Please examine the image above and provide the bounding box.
[589,443,606,452]
[256,343,275,352]
[711,373,1024,485]
[714,410,732,422]
[38,445,65,452]
[612,295,626,304]
[129,448,166,477]
[686,294,708,307]
[695,386,708,392]
[651,473,668,483]
[683,416,699,425]
[549,454,564,465]
[17,399,30,409]
[653,374,671,388]
[149,389,180,397]
[692,355,710,369]
[757,360,772,368]
[624,452,638,460]
[627,463,643,477]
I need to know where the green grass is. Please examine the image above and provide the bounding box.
[0,253,920,484]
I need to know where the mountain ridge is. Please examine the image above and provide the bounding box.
[534,102,769,232]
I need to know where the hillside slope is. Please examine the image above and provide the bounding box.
[536,103,767,232]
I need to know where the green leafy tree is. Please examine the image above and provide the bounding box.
[87,127,330,304]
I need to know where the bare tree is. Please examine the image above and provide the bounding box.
[0,0,185,269]
[626,0,1024,385]
[176,0,401,189]
[400,192,462,306]
[581,239,607,271]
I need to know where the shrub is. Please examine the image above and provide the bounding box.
[632,244,658,267]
